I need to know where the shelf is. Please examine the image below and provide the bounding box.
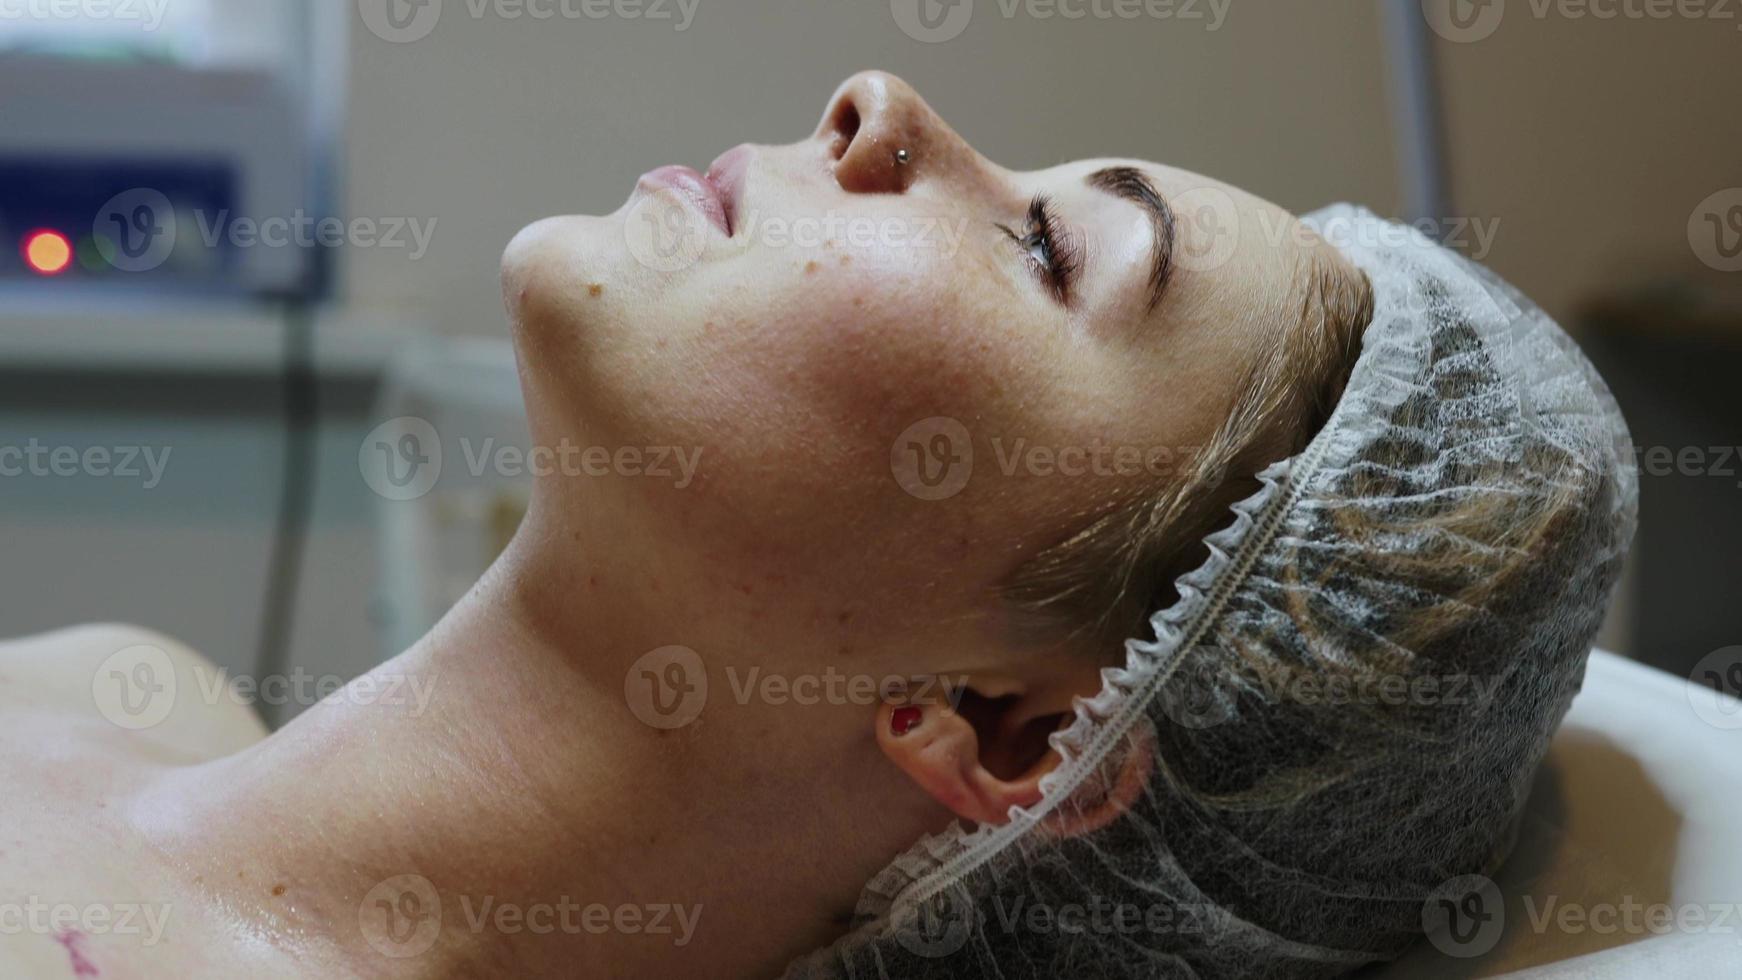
[0,296,431,377]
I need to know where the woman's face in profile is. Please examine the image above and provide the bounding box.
[500,70,1309,651]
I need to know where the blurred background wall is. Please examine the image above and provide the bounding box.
[2,0,1737,722]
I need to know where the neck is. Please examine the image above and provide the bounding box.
[129,515,931,977]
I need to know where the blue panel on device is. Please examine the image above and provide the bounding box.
[0,156,242,292]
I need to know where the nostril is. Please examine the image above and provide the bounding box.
[828,100,860,161]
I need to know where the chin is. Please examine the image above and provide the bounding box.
[502,215,590,313]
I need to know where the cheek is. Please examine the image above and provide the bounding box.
[685,255,1041,477]
[616,256,1050,587]
[505,222,1114,608]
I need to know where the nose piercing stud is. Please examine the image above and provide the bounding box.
[895,148,912,166]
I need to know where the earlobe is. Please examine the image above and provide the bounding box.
[875,694,1055,827]
[1039,722,1155,840]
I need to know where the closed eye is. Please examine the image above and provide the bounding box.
[997,195,1081,307]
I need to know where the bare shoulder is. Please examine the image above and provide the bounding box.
[0,627,293,979]
[0,623,268,760]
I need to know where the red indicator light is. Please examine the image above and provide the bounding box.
[24,230,73,276]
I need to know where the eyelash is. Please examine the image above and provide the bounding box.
[998,195,1080,305]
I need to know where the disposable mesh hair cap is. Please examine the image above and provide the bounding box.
[782,205,1640,980]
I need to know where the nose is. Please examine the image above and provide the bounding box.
[817,70,977,194]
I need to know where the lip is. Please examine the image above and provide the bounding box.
[704,144,751,238]
[638,164,732,237]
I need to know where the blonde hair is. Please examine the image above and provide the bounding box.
[1002,237,1375,647]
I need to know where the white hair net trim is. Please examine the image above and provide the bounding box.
[784,205,1639,980]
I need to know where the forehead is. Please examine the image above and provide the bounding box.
[1020,157,1283,216]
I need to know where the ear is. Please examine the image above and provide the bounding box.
[876,675,1086,827]
[1036,721,1155,839]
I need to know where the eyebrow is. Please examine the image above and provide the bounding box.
[1086,166,1176,314]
